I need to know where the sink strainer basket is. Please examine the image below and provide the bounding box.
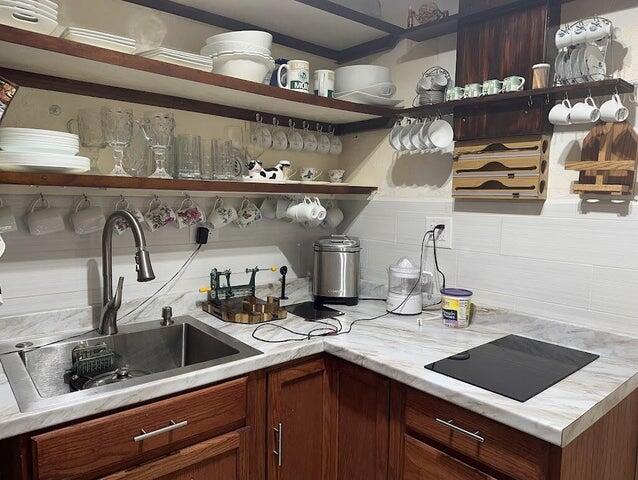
[71,342,116,376]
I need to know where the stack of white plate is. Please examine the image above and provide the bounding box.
[61,27,136,54]
[333,65,401,107]
[0,0,58,35]
[137,47,213,72]
[0,128,89,173]
[201,31,275,83]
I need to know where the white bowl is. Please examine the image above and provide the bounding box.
[201,40,270,58]
[211,52,275,83]
[206,31,272,50]
[334,81,396,98]
[335,65,392,93]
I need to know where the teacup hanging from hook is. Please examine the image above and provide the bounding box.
[316,123,331,154]
[271,117,288,151]
[287,119,304,152]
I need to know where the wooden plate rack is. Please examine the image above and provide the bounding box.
[452,135,550,200]
[565,122,638,196]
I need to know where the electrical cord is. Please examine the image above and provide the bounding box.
[252,225,446,343]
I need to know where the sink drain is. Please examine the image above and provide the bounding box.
[14,341,33,349]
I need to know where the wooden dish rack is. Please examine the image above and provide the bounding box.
[452,135,550,199]
[565,122,638,196]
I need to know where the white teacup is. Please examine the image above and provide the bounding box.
[301,167,322,182]
[27,196,65,236]
[548,99,572,125]
[276,197,291,219]
[175,196,206,229]
[600,94,629,123]
[328,169,346,183]
[0,198,17,233]
[260,197,277,219]
[234,198,262,228]
[144,197,177,232]
[286,196,316,222]
[323,206,344,229]
[570,96,600,124]
[71,196,105,235]
[209,197,238,229]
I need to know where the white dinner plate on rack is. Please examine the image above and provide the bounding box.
[554,50,567,84]
[570,45,586,83]
[584,44,606,81]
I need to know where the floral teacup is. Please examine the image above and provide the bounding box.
[209,197,238,229]
[113,196,145,235]
[144,196,176,232]
[234,198,262,228]
[176,196,206,229]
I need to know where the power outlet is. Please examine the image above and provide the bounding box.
[425,217,453,249]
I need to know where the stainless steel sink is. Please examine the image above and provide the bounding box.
[0,316,262,412]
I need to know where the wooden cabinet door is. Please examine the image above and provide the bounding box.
[100,429,249,480]
[334,360,390,480]
[403,434,496,480]
[267,357,335,480]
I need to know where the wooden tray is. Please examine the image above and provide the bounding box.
[202,296,287,324]
[565,122,638,196]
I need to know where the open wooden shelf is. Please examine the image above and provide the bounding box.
[0,172,377,195]
[0,25,398,135]
[402,79,635,118]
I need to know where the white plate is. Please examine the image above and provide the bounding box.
[139,51,211,67]
[32,0,56,9]
[62,30,136,47]
[334,81,397,98]
[0,134,78,143]
[0,143,79,154]
[0,5,57,33]
[139,47,209,62]
[570,45,585,82]
[333,90,402,106]
[0,0,56,18]
[584,44,606,81]
[62,27,134,45]
[0,162,88,173]
[62,32,137,53]
[0,153,89,173]
[554,50,566,84]
[138,53,212,71]
[0,127,78,139]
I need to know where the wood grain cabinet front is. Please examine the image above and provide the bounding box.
[30,377,249,480]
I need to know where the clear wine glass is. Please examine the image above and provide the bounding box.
[139,111,175,179]
[101,106,133,177]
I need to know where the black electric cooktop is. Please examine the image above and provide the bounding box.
[425,335,599,402]
[285,301,344,321]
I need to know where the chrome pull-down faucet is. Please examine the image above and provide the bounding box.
[100,210,155,335]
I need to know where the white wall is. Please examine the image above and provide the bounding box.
[341,0,638,336]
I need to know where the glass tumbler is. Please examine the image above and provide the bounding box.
[211,139,241,180]
[67,108,106,173]
[175,134,202,179]
[101,106,134,177]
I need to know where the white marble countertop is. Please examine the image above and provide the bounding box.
[1,300,638,447]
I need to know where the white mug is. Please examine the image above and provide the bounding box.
[27,196,65,236]
[71,196,105,235]
[314,69,335,98]
[328,169,346,183]
[600,94,629,123]
[482,79,503,96]
[548,99,572,125]
[278,60,310,93]
[570,96,600,124]
[260,197,277,220]
[209,197,238,229]
[503,75,525,92]
[0,198,17,233]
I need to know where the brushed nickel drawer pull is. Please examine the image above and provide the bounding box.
[273,423,283,467]
[134,420,188,442]
[435,418,485,443]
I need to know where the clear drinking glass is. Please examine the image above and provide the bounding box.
[175,134,202,179]
[101,106,133,177]
[211,139,241,180]
[67,108,106,173]
[139,111,175,179]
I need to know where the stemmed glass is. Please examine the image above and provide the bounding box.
[139,111,175,179]
[101,106,133,176]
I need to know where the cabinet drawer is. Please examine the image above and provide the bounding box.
[404,434,495,480]
[405,389,550,480]
[32,376,248,480]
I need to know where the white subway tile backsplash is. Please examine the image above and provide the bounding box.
[590,267,638,318]
[452,214,502,254]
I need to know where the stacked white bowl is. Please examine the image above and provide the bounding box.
[0,0,58,35]
[0,128,89,173]
[201,31,276,83]
[333,65,401,106]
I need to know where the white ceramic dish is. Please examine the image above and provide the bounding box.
[206,31,272,50]
[0,5,57,34]
[137,51,212,71]
[333,90,402,106]
[570,45,585,82]
[335,65,392,93]
[62,27,135,45]
[0,127,78,139]
[139,47,210,62]
[30,0,56,9]
[62,32,137,54]
[554,50,566,84]
[211,51,275,82]
[334,81,396,98]
[201,41,270,58]
[0,0,56,18]
[584,44,605,81]
[0,152,89,173]
[0,142,79,155]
